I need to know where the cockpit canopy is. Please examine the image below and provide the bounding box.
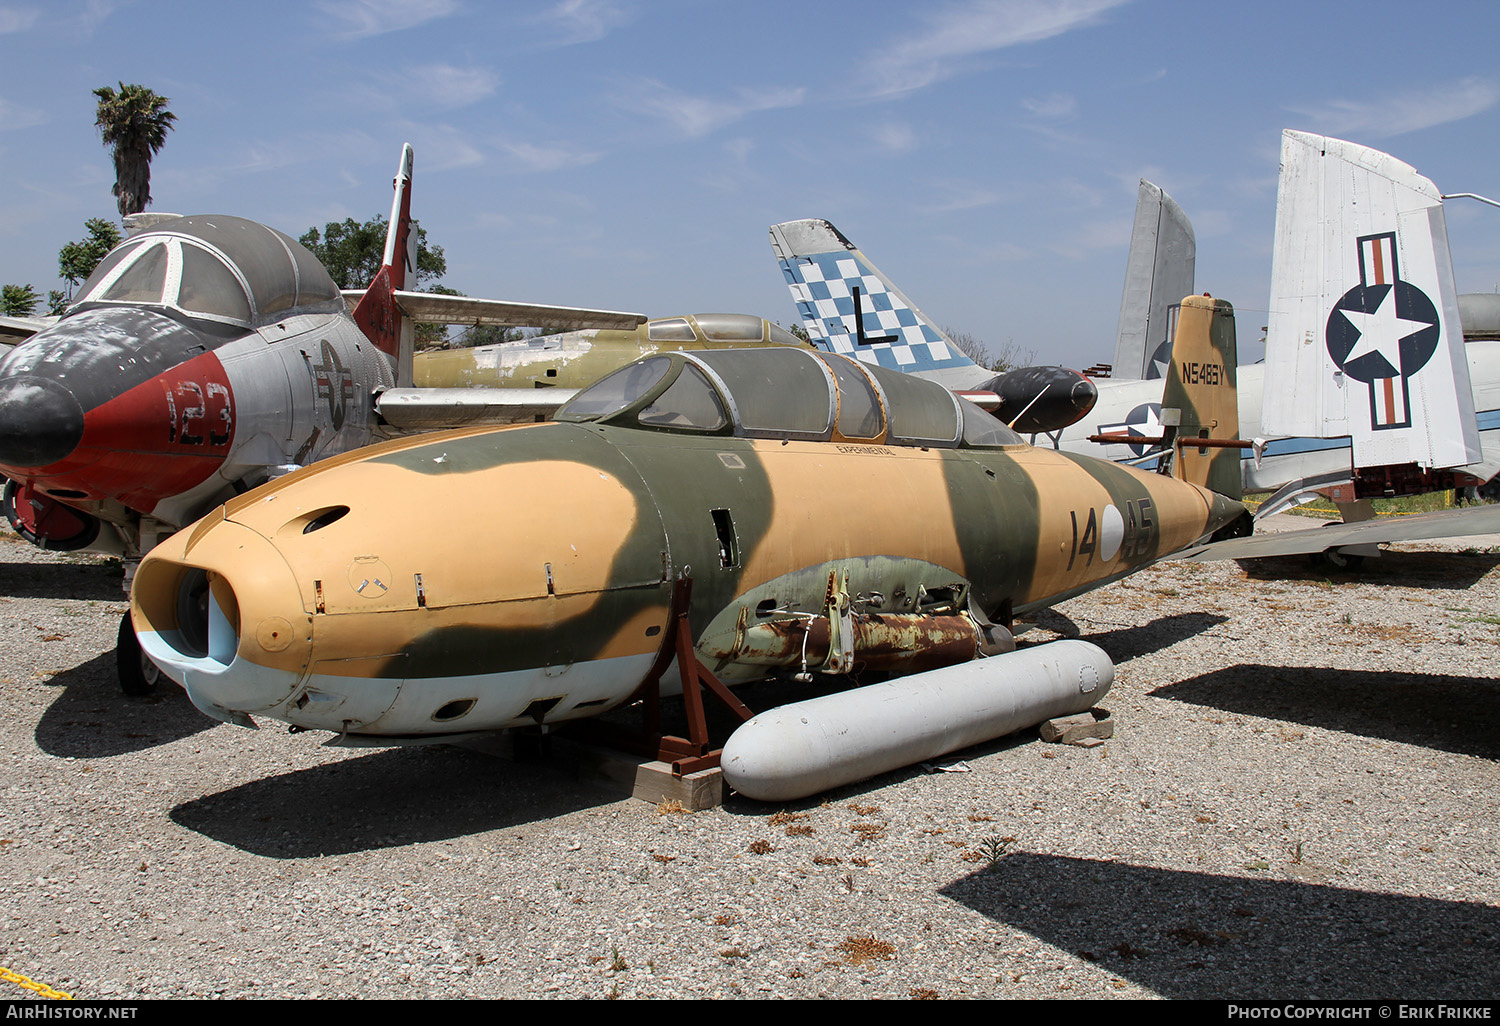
[646,313,805,348]
[68,215,345,329]
[556,348,1024,449]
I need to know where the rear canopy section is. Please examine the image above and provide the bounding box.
[555,349,1026,449]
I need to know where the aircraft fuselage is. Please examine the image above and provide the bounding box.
[0,304,392,552]
[132,418,1240,737]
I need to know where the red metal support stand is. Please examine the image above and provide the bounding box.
[564,575,753,776]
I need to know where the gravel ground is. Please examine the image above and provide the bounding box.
[1,519,1497,1001]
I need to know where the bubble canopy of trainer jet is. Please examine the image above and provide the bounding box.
[555,348,1026,449]
[69,215,343,330]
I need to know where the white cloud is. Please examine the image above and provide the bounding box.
[1021,92,1077,120]
[8,0,114,35]
[1287,77,1500,140]
[318,0,458,39]
[70,0,113,33]
[196,130,381,179]
[864,0,1129,99]
[921,180,1002,213]
[871,122,917,154]
[0,97,46,131]
[1049,214,1134,260]
[404,63,499,109]
[0,6,38,32]
[397,122,484,171]
[723,137,755,163]
[502,140,603,173]
[535,0,630,45]
[615,79,804,137]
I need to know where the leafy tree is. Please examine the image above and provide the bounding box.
[299,215,446,290]
[414,284,462,349]
[941,325,1035,373]
[46,291,68,316]
[783,321,811,344]
[93,82,176,219]
[1,284,40,317]
[57,218,124,299]
[455,324,533,348]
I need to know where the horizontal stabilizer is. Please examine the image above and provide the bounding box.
[1263,130,1479,471]
[344,290,646,333]
[1177,503,1500,561]
[375,386,577,429]
[0,315,53,341]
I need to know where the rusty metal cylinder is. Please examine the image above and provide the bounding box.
[731,612,999,674]
[721,640,1113,802]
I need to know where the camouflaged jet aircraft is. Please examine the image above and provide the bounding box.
[129,292,1246,796]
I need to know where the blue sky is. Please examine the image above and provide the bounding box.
[1,0,1497,368]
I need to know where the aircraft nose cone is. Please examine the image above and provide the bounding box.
[990,366,1100,433]
[1069,373,1098,418]
[0,376,84,468]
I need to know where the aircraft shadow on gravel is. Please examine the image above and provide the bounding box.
[170,744,623,857]
[0,558,124,601]
[1235,548,1500,590]
[1151,665,1500,759]
[1029,609,1230,664]
[941,851,1498,1000]
[34,652,216,758]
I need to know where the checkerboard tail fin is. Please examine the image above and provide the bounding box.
[1112,180,1195,381]
[352,143,417,388]
[769,219,992,390]
[1262,130,1479,472]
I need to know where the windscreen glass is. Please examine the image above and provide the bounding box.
[99,244,168,304]
[817,354,884,439]
[647,318,696,342]
[867,363,960,445]
[637,363,729,432]
[176,244,252,321]
[695,348,832,437]
[556,356,673,421]
[959,399,1024,447]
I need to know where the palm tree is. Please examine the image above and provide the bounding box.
[92,83,177,219]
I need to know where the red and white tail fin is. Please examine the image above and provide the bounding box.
[353,143,417,387]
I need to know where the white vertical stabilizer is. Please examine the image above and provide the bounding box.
[1263,130,1479,471]
[1113,180,1195,381]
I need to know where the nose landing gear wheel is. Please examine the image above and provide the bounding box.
[116,611,162,696]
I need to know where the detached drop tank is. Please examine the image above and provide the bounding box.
[721,640,1114,801]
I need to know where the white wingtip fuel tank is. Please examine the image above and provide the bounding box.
[720,640,1113,802]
